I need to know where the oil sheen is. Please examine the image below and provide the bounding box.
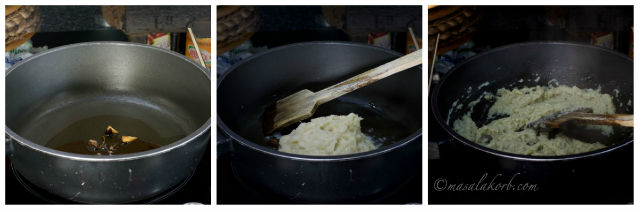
[45,115,186,155]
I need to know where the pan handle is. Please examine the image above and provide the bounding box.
[428,142,440,160]
[428,138,456,160]
[6,134,14,156]
[216,128,234,157]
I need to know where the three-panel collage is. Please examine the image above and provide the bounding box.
[1,0,637,208]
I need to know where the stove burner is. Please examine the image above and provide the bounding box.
[10,162,195,204]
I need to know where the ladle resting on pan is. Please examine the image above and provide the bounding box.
[526,107,633,130]
[262,49,422,134]
[521,107,633,144]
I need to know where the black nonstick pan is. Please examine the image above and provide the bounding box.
[429,42,633,204]
[432,42,632,161]
[218,42,422,203]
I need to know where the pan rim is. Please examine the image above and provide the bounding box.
[5,41,212,162]
[431,41,633,162]
[217,41,422,162]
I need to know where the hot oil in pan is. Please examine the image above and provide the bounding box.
[45,115,187,155]
[263,98,413,149]
[53,134,160,156]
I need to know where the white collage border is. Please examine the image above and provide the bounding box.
[0,0,637,210]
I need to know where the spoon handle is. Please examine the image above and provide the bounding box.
[547,113,634,128]
[314,49,422,104]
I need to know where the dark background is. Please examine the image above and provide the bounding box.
[217,6,423,77]
[251,6,421,50]
[472,6,632,53]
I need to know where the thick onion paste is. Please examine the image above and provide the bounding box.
[452,85,615,156]
[279,113,377,156]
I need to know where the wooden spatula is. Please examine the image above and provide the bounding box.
[526,107,633,131]
[262,49,422,134]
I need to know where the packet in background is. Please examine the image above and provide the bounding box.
[146,33,171,49]
[186,20,212,69]
[5,40,48,70]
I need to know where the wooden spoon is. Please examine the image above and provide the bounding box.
[542,112,633,128]
[262,49,422,134]
[527,107,633,130]
[522,107,632,144]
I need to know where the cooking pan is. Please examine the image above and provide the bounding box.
[6,42,211,203]
[218,42,422,203]
[429,42,633,203]
[432,42,633,161]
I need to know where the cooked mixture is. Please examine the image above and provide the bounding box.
[54,125,160,155]
[453,85,615,156]
[279,113,377,156]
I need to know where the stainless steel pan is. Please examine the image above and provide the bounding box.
[6,42,211,203]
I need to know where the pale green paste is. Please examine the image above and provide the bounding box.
[453,85,615,156]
